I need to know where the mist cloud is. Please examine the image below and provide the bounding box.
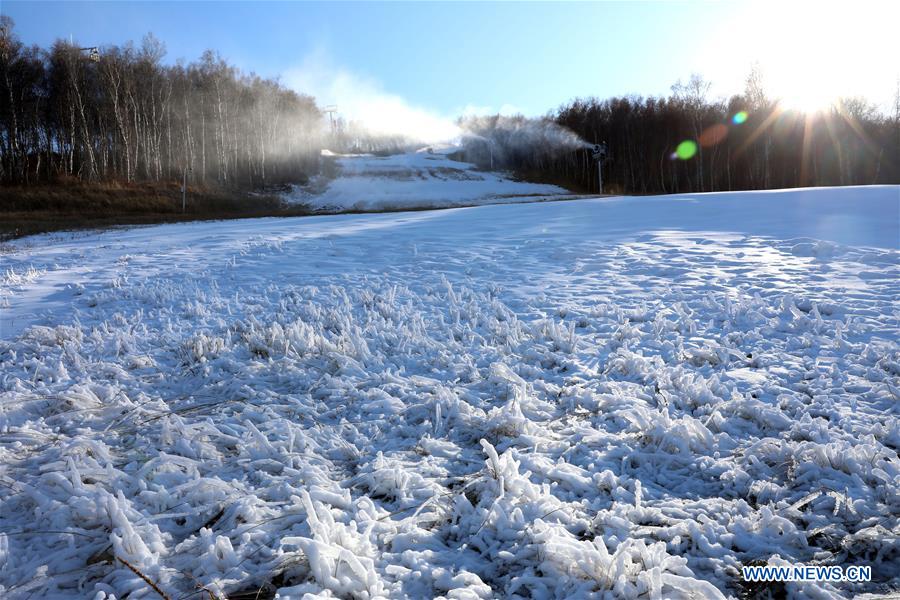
[284,50,461,144]
[284,50,590,158]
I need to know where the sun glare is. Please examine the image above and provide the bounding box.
[761,4,859,114]
[771,70,840,113]
[710,1,899,114]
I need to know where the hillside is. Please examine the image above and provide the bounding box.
[286,147,575,212]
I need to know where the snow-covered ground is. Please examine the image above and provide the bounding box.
[285,147,572,211]
[1,185,898,599]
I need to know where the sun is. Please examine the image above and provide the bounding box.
[768,67,840,114]
[758,3,860,114]
[709,1,899,114]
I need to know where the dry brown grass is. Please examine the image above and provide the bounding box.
[510,167,599,194]
[0,180,311,240]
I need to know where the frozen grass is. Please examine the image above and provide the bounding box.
[0,186,898,598]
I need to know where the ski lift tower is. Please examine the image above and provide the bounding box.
[591,142,608,194]
[323,105,338,136]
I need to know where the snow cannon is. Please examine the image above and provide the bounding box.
[591,142,608,194]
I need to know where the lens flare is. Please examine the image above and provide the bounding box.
[698,124,728,148]
[732,111,748,124]
[675,140,697,160]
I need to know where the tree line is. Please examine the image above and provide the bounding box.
[0,17,323,188]
[461,72,900,194]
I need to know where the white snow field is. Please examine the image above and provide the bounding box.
[1,185,899,599]
[285,148,572,212]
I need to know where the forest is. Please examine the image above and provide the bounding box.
[1,16,898,195]
[0,16,322,189]
[461,73,900,194]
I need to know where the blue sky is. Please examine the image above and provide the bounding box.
[4,1,898,124]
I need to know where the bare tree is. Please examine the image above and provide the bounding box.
[0,19,325,189]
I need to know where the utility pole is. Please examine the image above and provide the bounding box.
[591,142,608,194]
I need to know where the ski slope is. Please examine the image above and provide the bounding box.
[285,147,573,211]
[1,185,899,599]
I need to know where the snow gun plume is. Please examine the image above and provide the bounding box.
[458,114,591,169]
[285,52,461,149]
